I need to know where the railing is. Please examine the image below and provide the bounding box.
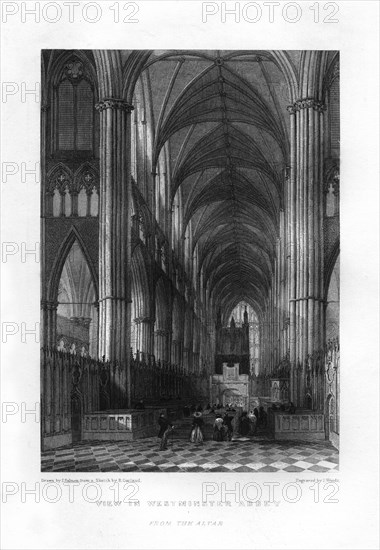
[41,347,209,442]
[254,338,339,411]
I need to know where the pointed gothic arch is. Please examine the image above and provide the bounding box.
[50,230,98,356]
[47,162,74,193]
[47,226,98,304]
[73,162,99,192]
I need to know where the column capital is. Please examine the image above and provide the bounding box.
[95,98,134,113]
[134,316,154,324]
[41,300,58,311]
[287,98,326,114]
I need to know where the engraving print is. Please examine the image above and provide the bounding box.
[40,50,340,473]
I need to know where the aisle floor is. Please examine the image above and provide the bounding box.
[41,436,339,473]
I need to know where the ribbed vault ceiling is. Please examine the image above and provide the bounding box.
[137,50,291,317]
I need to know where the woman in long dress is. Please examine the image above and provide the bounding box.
[213,414,225,441]
[190,412,204,444]
[248,410,257,435]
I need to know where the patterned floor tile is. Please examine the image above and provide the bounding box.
[178,462,198,468]
[317,460,339,469]
[256,466,280,472]
[307,465,330,472]
[270,461,292,470]
[283,465,305,472]
[41,436,339,473]
[292,460,315,469]
[202,463,220,470]
[223,463,242,470]
[245,462,267,470]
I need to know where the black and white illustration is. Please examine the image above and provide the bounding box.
[40,50,340,473]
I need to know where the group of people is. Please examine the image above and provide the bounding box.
[188,411,234,443]
[157,404,273,450]
[212,413,234,441]
[190,406,268,443]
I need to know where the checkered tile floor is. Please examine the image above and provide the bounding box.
[41,436,339,473]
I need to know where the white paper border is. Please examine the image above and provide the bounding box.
[1,1,379,549]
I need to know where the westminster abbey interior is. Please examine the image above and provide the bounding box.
[41,50,340,472]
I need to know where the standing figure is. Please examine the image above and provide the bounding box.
[239,411,250,436]
[157,413,174,450]
[213,414,225,441]
[248,410,257,435]
[258,406,267,429]
[223,413,234,441]
[190,412,204,444]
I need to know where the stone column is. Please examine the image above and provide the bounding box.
[287,98,325,406]
[41,300,58,349]
[155,329,170,362]
[89,302,98,358]
[71,190,79,217]
[171,339,179,366]
[136,317,154,355]
[95,98,134,367]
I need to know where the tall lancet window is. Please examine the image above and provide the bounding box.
[54,58,95,154]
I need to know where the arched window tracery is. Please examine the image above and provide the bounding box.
[46,163,99,217]
[53,58,95,155]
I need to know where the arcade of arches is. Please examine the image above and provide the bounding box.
[41,50,340,452]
